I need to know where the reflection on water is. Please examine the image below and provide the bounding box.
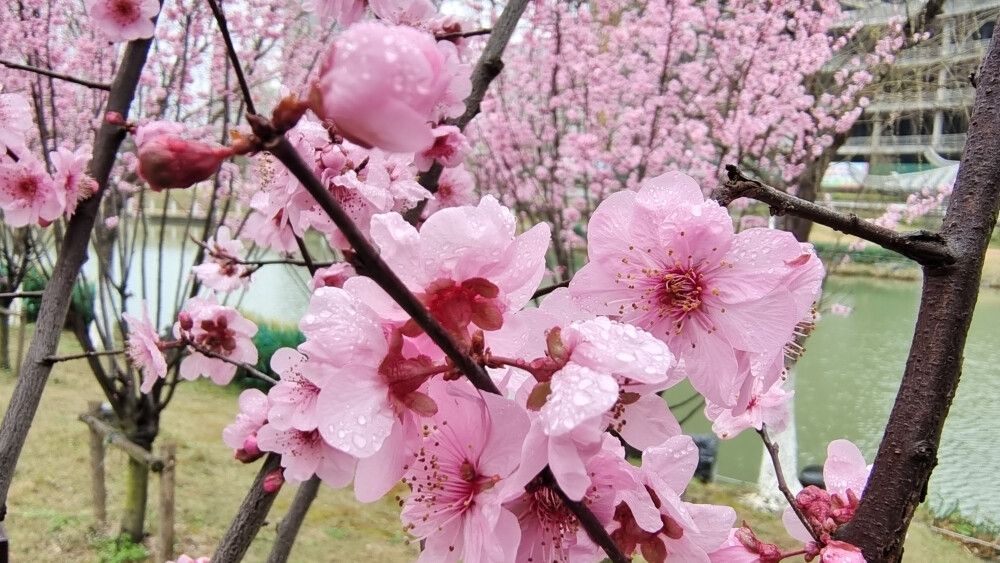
[669,276,1000,523]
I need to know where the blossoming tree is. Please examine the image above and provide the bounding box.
[0,1,996,563]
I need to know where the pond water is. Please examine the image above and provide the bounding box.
[102,229,1000,523]
[667,276,1000,524]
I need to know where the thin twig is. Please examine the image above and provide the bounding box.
[43,349,125,364]
[0,59,111,91]
[714,166,955,267]
[186,342,277,386]
[293,235,318,276]
[757,425,821,543]
[436,28,492,40]
[204,0,256,116]
[546,468,629,563]
[0,292,44,299]
[531,279,569,300]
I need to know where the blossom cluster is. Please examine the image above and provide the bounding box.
[207,172,840,562]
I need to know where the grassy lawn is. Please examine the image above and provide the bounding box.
[0,332,990,562]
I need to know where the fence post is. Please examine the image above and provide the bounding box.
[158,443,176,563]
[87,401,106,525]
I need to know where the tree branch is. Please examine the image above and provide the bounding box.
[43,349,124,364]
[714,166,955,267]
[436,28,492,41]
[204,0,256,116]
[0,16,161,512]
[0,59,111,91]
[211,453,282,563]
[836,14,1000,562]
[758,426,820,543]
[266,475,321,563]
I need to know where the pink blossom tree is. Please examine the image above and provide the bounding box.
[0,2,994,563]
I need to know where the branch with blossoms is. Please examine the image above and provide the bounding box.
[715,165,956,267]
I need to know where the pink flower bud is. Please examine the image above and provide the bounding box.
[309,22,448,153]
[137,135,235,191]
[234,435,264,463]
[263,468,285,493]
[177,311,193,331]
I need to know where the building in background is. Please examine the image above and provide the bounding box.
[824,0,999,195]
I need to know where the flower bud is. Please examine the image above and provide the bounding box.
[137,135,235,191]
[263,468,285,493]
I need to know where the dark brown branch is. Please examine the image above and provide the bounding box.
[205,0,256,116]
[211,453,282,563]
[266,475,321,563]
[531,279,570,300]
[835,15,1000,563]
[43,349,124,364]
[0,291,44,299]
[0,18,161,511]
[546,469,629,563]
[758,426,820,543]
[436,27,492,41]
[0,59,111,91]
[714,166,955,267]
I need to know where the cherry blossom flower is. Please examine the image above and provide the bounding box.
[706,378,793,439]
[265,348,327,432]
[309,22,449,153]
[0,88,31,154]
[349,196,550,343]
[86,0,160,42]
[50,144,96,218]
[307,263,356,290]
[401,382,528,563]
[255,423,357,486]
[167,555,210,563]
[223,389,269,462]
[191,227,249,293]
[570,171,808,407]
[421,165,476,217]
[174,297,258,385]
[122,302,168,393]
[0,153,65,227]
[620,435,735,561]
[302,0,365,26]
[414,125,470,171]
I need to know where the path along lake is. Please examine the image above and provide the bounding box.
[105,230,1000,524]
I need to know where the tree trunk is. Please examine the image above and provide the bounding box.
[120,456,149,543]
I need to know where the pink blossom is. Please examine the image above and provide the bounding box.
[0,154,65,227]
[223,389,269,461]
[255,424,357,486]
[818,540,865,562]
[352,196,550,343]
[302,0,365,26]
[86,0,160,42]
[309,22,449,153]
[626,435,736,560]
[0,88,31,154]
[265,348,327,432]
[421,164,477,217]
[414,125,470,171]
[369,0,437,26]
[122,302,168,393]
[135,123,236,191]
[50,144,96,218]
[174,297,258,386]
[401,382,528,563]
[104,216,120,229]
[706,378,793,439]
[829,303,853,317]
[167,556,210,563]
[710,526,783,563]
[191,227,249,293]
[306,263,355,291]
[570,171,806,407]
